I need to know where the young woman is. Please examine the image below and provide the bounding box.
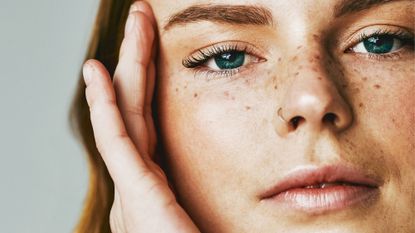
[70,0,415,232]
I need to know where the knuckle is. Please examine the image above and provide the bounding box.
[124,105,145,116]
[94,131,131,165]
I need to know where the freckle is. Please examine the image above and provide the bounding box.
[297,45,302,50]
[278,57,282,62]
[317,77,322,80]
[299,65,303,70]
[274,84,278,90]
[245,106,251,110]
[231,96,235,100]
[193,93,198,98]
[292,56,298,61]
[314,55,321,60]
[294,72,299,76]
[184,85,187,89]
[313,34,319,40]
[359,103,364,108]
[175,88,179,92]
[312,67,318,72]
[362,77,368,81]
[374,84,381,89]
[224,91,229,97]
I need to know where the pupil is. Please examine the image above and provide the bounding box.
[214,51,245,69]
[363,35,394,54]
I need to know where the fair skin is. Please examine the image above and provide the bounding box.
[83,0,415,232]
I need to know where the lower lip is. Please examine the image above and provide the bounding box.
[265,185,379,214]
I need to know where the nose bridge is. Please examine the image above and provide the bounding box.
[275,46,353,136]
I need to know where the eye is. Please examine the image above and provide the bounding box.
[205,51,250,70]
[182,41,265,79]
[351,34,404,54]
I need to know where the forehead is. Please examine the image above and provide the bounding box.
[146,0,329,28]
[145,0,408,32]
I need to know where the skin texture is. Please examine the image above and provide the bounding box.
[84,0,415,232]
[153,0,415,232]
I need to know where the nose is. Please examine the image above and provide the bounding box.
[275,57,353,137]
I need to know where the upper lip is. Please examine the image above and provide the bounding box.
[259,164,382,199]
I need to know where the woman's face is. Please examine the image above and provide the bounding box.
[147,0,414,232]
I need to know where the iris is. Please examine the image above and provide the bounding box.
[214,51,245,69]
[363,35,394,54]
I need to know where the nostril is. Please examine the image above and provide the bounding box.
[290,116,305,129]
[323,112,337,125]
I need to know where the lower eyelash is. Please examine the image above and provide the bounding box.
[193,67,241,80]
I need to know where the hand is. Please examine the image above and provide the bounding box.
[82,1,200,232]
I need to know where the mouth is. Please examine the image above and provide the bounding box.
[260,165,381,214]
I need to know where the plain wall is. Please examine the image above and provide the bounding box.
[0,0,99,232]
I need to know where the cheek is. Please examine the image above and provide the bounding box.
[366,70,414,145]
[192,91,254,146]
[351,63,415,176]
[160,70,275,159]
[346,61,414,137]
[157,72,277,196]
[157,76,272,224]
[173,85,268,176]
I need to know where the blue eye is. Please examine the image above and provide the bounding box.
[213,51,245,69]
[181,42,264,79]
[205,50,251,71]
[363,35,394,53]
[352,35,403,54]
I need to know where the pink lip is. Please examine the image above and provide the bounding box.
[260,165,382,214]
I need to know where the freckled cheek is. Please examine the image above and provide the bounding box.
[366,81,415,151]
[190,92,255,146]
[395,90,415,140]
[161,89,264,188]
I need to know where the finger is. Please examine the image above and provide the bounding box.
[133,1,158,157]
[130,0,157,28]
[113,3,155,158]
[83,59,150,187]
[145,61,157,156]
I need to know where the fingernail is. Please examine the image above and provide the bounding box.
[125,13,136,35]
[83,62,93,85]
[129,2,140,13]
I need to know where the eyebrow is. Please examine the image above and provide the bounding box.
[334,0,408,17]
[163,5,273,31]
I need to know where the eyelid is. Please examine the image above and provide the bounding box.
[182,40,266,68]
[343,25,414,53]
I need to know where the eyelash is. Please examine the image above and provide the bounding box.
[183,43,250,68]
[347,28,414,60]
[182,42,262,80]
[182,28,414,79]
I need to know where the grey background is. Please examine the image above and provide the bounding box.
[0,0,99,232]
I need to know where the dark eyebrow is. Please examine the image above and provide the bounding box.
[163,4,273,31]
[334,0,409,17]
